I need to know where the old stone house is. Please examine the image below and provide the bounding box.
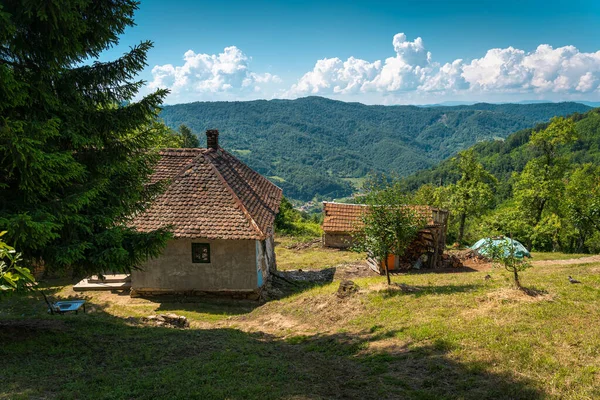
[129,130,282,297]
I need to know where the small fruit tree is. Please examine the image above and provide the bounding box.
[485,238,532,289]
[352,177,424,285]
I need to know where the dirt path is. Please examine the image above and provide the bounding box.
[531,255,600,267]
[455,254,600,272]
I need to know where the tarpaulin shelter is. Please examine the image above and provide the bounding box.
[471,237,531,259]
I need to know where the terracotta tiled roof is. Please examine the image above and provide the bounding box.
[322,202,448,233]
[133,148,282,240]
[322,202,368,233]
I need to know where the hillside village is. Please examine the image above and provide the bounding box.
[2,1,600,400]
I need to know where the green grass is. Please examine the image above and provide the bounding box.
[531,252,591,261]
[2,247,600,399]
[275,235,364,270]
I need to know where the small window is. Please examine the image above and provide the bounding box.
[192,243,210,263]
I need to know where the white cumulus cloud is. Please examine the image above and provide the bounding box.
[148,34,600,104]
[288,33,600,101]
[288,57,381,95]
[149,46,281,102]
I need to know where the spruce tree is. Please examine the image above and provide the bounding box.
[0,0,172,275]
[179,124,200,148]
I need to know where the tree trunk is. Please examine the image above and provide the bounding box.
[458,212,467,244]
[512,268,521,289]
[535,199,546,226]
[577,232,586,253]
[384,256,391,285]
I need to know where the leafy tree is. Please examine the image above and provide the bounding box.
[407,110,600,252]
[352,177,424,285]
[485,238,532,289]
[274,197,298,232]
[513,117,577,226]
[565,164,600,250]
[274,197,322,237]
[531,213,562,252]
[0,231,34,294]
[0,0,172,275]
[154,121,184,148]
[179,124,199,148]
[446,149,497,243]
[481,201,533,245]
[411,183,449,208]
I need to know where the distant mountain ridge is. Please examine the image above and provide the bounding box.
[160,96,591,201]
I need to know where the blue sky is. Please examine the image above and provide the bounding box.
[102,0,600,104]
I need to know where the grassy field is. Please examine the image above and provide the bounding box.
[530,252,590,261]
[1,241,600,399]
[275,236,365,271]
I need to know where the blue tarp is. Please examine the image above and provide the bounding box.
[471,237,531,259]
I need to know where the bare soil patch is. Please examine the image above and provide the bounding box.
[234,292,367,335]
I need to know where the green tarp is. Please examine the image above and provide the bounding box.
[471,237,531,259]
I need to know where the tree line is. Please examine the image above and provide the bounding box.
[409,113,600,253]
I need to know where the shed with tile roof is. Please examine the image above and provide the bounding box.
[130,130,282,297]
[322,202,449,271]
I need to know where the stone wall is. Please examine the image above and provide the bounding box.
[323,232,355,249]
[132,238,259,293]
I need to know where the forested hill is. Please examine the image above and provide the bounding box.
[160,97,590,201]
[403,108,600,197]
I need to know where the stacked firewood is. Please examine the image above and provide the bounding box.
[441,253,464,268]
[454,249,488,263]
[396,231,437,269]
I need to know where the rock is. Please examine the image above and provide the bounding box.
[163,313,180,323]
[337,280,359,298]
[142,313,189,328]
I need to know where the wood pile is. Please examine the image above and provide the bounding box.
[441,253,464,268]
[454,248,489,263]
[396,230,437,269]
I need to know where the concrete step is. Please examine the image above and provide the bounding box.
[73,279,132,291]
[87,274,131,283]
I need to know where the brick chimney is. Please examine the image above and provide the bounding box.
[206,129,219,150]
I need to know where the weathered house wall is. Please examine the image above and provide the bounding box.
[255,235,277,286]
[132,238,259,294]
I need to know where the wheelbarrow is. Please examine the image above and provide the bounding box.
[41,291,86,315]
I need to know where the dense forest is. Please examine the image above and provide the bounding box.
[160,97,590,201]
[405,109,600,253]
[404,109,600,198]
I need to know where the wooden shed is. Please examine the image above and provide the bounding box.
[322,202,449,272]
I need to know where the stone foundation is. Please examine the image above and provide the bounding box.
[130,287,262,300]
